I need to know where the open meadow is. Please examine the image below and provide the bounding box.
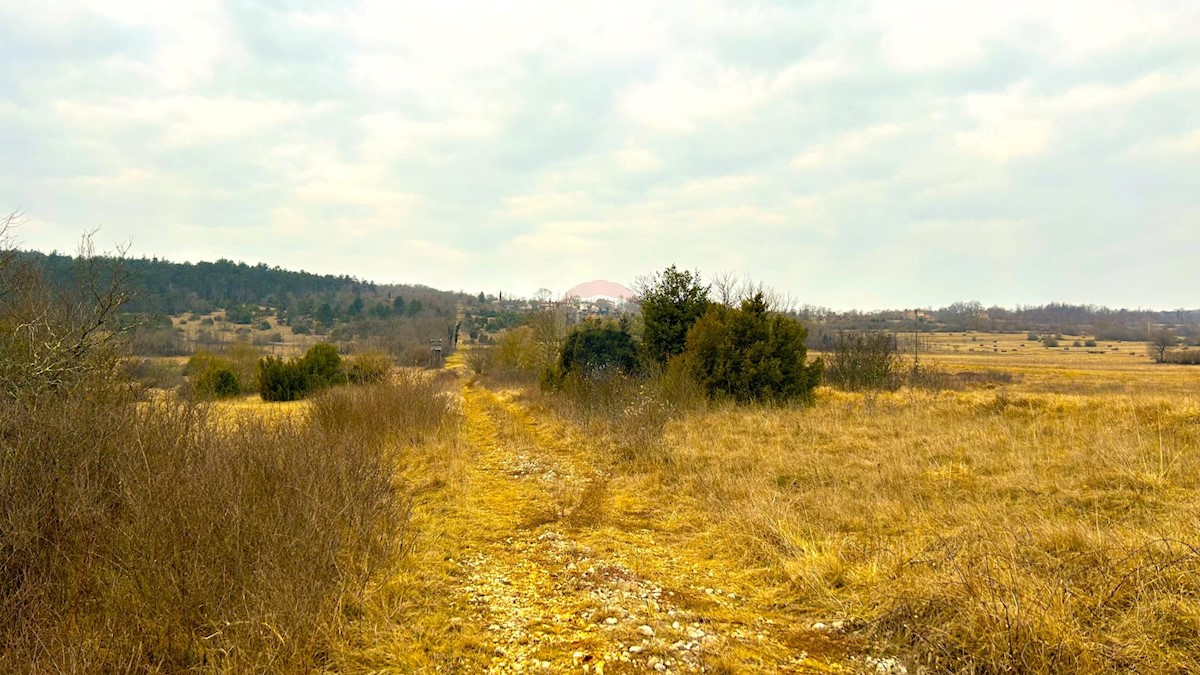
[7,289,1200,674]
[647,338,1200,672]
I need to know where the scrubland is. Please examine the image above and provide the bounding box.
[0,371,459,673]
[534,335,1200,672]
[7,315,1199,673]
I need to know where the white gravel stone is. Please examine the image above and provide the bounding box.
[638,625,655,637]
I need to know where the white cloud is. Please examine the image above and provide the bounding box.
[870,0,1200,71]
[53,96,310,146]
[5,0,1200,307]
[791,124,904,169]
[955,118,1053,162]
[503,192,587,220]
[1128,128,1200,159]
[617,51,843,133]
[611,148,662,174]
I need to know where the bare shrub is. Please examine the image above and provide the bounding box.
[309,370,457,446]
[0,216,447,672]
[826,330,900,391]
[546,368,703,465]
[491,310,567,381]
[346,350,394,384]
[1163,349,1200,365]
[0,374,418,671]
[462,345,495,374]
[0,223,132,399]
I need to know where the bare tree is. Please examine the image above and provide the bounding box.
[709,271,798,314]
[1149,328,1177,363]
[0,215,135,398]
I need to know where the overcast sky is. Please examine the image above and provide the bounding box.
[2,1,1198,309]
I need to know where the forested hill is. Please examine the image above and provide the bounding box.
[18,251,374,314]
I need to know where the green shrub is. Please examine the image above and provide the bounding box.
[258,356,308,402]
[258,343,345,402]
[300,343,346,389]
[195,366,241,399]
[683,293,823,403]
[547,320,640,388]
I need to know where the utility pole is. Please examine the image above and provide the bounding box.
[912,309,920,376]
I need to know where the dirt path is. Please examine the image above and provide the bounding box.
[437,378,859,674]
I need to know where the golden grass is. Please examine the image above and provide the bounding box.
[37,340,1195,672]
[324,341,1200,673]
[912,331,1198,395]
[1,373,459,673]
[660,381,1200,672]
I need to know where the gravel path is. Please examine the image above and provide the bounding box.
[446,383,855,674]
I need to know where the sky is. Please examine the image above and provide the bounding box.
[1,1,1198,310]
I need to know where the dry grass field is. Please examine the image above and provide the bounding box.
[646,337,1200,672]
[915,331,1198,395]
[318,339,1200,673]
[14,329,1195,673]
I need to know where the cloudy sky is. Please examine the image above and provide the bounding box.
[2,1,1198,309]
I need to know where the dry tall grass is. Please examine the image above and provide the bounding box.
[664,387,1200,672]
[0,372,456,672]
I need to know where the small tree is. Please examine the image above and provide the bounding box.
[1150,329,1177,363]
[636,265,710,367]
[683,293,823,403]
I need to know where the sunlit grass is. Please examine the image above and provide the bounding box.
[659,380,1200,672]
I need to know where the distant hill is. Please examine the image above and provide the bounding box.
[564,280,635,302]
[17,250,370,315]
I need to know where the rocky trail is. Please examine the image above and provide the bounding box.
[410,376,876,674]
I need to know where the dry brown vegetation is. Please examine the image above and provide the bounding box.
[8,228,1198,675]
[0,368,457,672]
[547,336,1200,672]
[461,329,1200,672]
[666,386,1200,672]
